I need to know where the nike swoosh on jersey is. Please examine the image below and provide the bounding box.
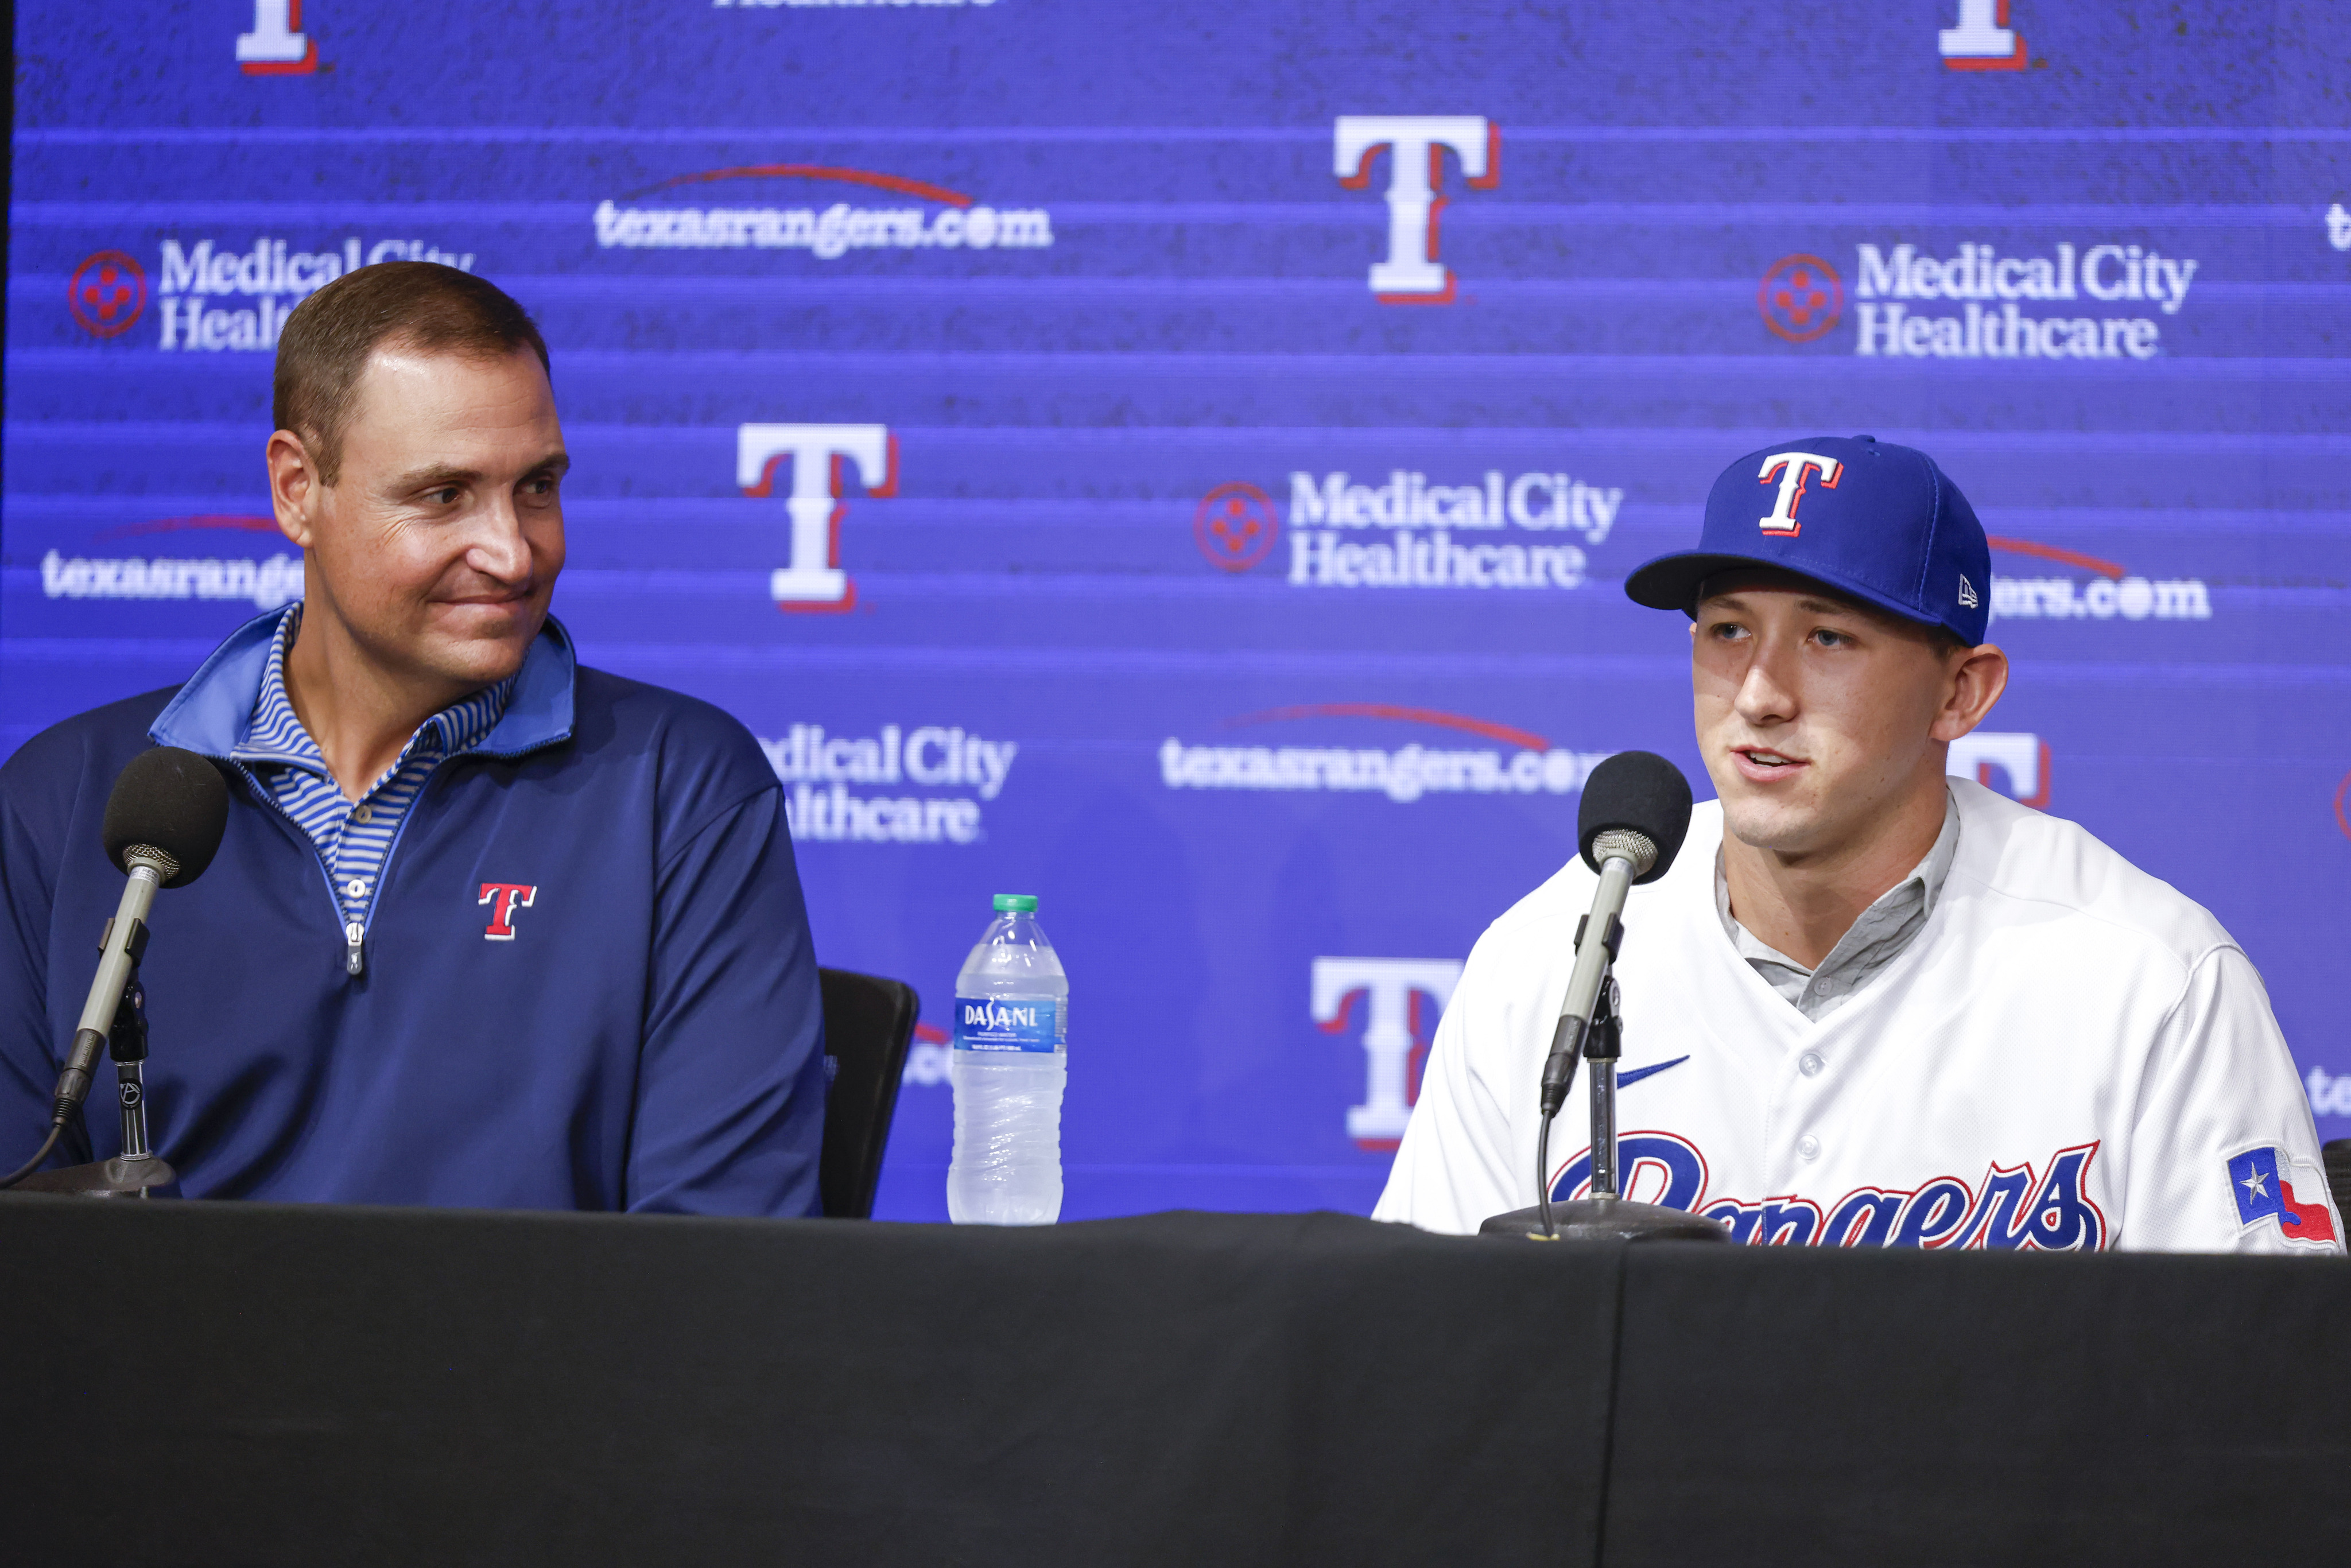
[1616,1055,1692,1088]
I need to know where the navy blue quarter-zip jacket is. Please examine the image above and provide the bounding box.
[0,612,827,1214]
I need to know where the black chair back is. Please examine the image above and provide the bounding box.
[817,967,921,1219]
[2325,1139,2350,1229]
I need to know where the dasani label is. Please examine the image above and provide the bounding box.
[952,996,1062,1053]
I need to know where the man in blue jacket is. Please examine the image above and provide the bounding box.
[0,262,828,1214]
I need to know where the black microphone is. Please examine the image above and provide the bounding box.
[1481,752,1722,1243]
[1536,752,1693,1118]
[38,749,229,1146]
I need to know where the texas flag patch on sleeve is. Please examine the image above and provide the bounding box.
[2226,1147,2338,1245]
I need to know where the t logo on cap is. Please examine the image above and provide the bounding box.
[1756,451,1844,537]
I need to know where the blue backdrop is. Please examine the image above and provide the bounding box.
[8,1,2348,1220]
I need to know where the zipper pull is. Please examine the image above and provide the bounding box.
[344,921,366,977]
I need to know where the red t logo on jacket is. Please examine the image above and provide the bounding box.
[479,883,537,941]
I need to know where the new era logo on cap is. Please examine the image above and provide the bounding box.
[1624,434,1994,647]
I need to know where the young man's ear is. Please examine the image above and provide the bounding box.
[1932,643,2011,743]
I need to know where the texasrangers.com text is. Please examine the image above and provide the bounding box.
[593,200,1051,257]
[41,550,302,611]
[1159,739,1613,804]
[1991,576,2212,623]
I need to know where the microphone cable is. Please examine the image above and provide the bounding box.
[1535,1111,1558,1239]
[0,1127,65,1191]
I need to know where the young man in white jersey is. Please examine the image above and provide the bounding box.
[1374,435,2341,1253]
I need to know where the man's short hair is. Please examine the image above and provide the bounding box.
[273,261,549,486]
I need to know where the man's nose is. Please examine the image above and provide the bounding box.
[1733,641,1798,725]
[463,494,534,585]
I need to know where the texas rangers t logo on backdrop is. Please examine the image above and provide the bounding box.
[1333,117,1499,303]
[1947,732,2051,809]
[237,0,317,74]
[1756,452,1842,535]
[479,883,537,941]
[1312,957,1462,1146]
[738,424,898,611]
[1940,0,2026,69]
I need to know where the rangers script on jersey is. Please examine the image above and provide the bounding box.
[1375,779,2342,1253]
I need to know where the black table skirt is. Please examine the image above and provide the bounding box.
[2,1197,2342,1566]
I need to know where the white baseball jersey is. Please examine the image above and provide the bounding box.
[1375,778,2343,1253]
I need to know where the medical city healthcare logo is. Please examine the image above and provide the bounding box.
[594,164,1050,261]
[74,237,479,352]
[1844,241,2200,360]
[1333,117,1497,303]
[67,253,146,338]
[763,723,1016,844]
[1758,255,1841,343]
[1196,465,1623,591]
[1195,484,1280,572]
[1759,240,2206,360]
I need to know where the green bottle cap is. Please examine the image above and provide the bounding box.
[993,893,1039,913]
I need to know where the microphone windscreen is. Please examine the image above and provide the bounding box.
[1578,751,1694,886]
[102,747,231,888]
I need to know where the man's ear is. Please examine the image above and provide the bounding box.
[1930,643,2011,743]
[266,429,324,549]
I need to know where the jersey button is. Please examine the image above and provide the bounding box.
[1813,977,1834,996]
[1799,1051,1825,1077]
[1797,1135,1822,1161]
[344,878,368,898]
[353,805,373,823]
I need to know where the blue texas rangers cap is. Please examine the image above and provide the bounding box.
[1624,435,1992,646]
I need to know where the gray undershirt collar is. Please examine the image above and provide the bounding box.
[1714,789,1962,1023]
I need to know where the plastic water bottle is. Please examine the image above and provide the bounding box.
[948,894,1068,1224]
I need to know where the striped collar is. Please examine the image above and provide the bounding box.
[231,605,515,782]
[152,605,576,762]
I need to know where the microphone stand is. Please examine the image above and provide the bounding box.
[1481,942,1726,1244]
[13,967,179,1200]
